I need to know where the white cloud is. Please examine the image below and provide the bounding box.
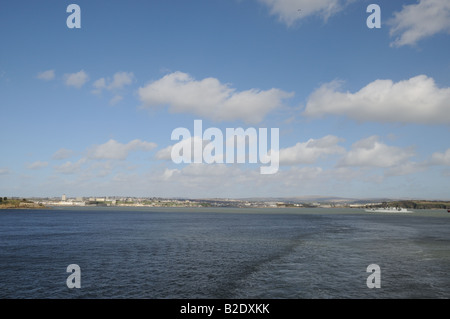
[279,135,345,165]
[92,72,134,105]
[339,136,415,168]
[385,162,424,177]
[155,145,174,161]
[92,72,134,93]
[138,71,293,124]
[257,0,348,26]
[157,131,279,167]
[88,139,157,160]
[389,0,450,47]
[45,146,428,198]
[149,163,265,195]
[64,70,89,88]
[430,149,450,165]
[51,140,157,177]
[52,148,75,160]
[108,72,134,90]
[37,70,55,81]
[87,161,116,178]
[109,95,123,105]
[143,163,328,198]
[92,78,106,92]
[303,75,450,124]
[26,161,48,170]
[0,167,10,175]
[155,136,222,163]
[54,158,87,175]
[161,168,178,181]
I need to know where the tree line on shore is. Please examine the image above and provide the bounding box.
[0,197,32,203]
[0,197,45,208]
[385,200,450,209]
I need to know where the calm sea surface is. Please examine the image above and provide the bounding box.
[0,207,449,299]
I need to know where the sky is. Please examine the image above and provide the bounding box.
[0,0,450,199]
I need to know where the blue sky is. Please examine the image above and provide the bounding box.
[1,0,450,199]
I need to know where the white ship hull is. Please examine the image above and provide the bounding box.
[365,207,413,213]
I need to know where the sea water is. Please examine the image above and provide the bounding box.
[0,207,449,298]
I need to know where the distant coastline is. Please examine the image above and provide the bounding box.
[0,198,47,209]
[2,196,450,210]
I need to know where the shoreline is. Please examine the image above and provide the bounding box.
[0,203,48,210]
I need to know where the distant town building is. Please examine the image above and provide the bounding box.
[62,194,66,201]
